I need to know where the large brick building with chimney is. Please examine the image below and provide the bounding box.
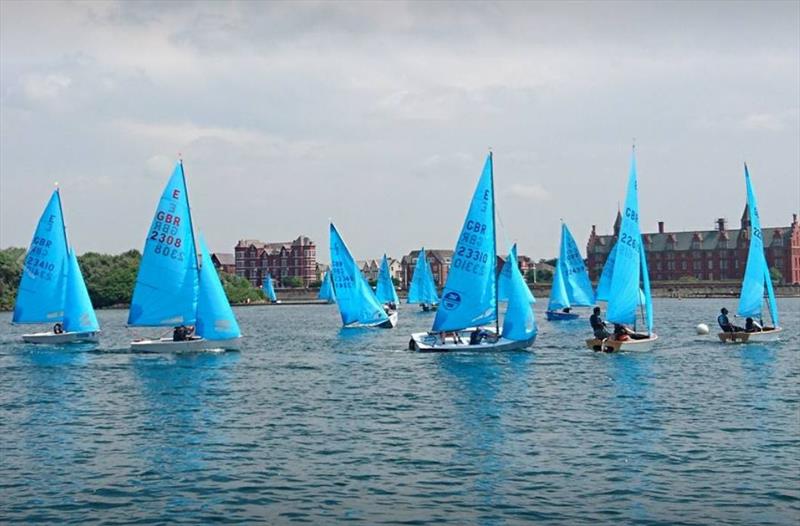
[400,249,453,290]
[235,236,317,287]
[587,208,800,284]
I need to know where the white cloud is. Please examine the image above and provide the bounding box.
[21,74,72,101]
[506,183,551,201]
[739,112,785,132]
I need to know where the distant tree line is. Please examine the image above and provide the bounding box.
[0,247,265,310]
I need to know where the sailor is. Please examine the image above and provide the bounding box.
[590,307,610,339]
[53,322,64,334]
[562,307,571,314]
[745,317,762,333]
[613,323,630,341]
[717,308,743,333]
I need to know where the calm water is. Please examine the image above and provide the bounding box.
[0,298,798,525]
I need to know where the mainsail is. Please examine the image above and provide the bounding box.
[407,247,439,305]
[329,223,389,326]
[596,242,617,302]
[128,162,199,327]
[605,150,653,334]
[375,254,399,305]
[432,153,497,332]
[13,190,69,324]
[737,164,779,326]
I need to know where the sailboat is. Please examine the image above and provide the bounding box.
[375,254,399,307]
[13,188,100,344]
[497,243,535,304]
[128,161,241,351]
[718,164,782,343]
[546,222,596,320]
[318,271,337,304]
[329,223,398,328]
[409,152,537,352]
[407,247,440,311]
[263,273,280,303]
[585,149,658,352]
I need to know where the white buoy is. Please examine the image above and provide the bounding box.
[696,323,710,335]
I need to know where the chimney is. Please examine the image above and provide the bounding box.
[717,218,727,232]
[658,221,665,234]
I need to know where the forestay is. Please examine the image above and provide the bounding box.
[501,247,537,341]
[375,254,399,305]
[196,235,241,340]
[737,164,779,326]
[329,223,389,326]
[13,189,69,324]
[432,153,497,332]
[407,248,439,305]
[128,162,199,327]
[63,249,100,332]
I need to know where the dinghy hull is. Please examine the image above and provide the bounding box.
[130,336,241,352]
[585,333,658,353]
[717,327,782,343]
[546,310,580,321]
[421,304,438,312]
[22,330,100,344]
[409,329,535,353]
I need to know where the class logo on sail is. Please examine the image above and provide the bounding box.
[442,291,461,310]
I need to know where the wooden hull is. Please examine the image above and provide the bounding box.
[585,333,658,353]
[546,311,580,321]
[130,336,241,352]
[410,329,535,353]
[718,327,782,344]
[22,330,100,344]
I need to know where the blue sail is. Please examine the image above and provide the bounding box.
[329,223,389,326]
[375,254,399,304]
[502,246,537,341]
[498,244,535,304]
[196,235,241,340]
[128,162,199,327]
[63,249,100,332]
[639,241,653,333]
[318,271,336,303]
[547,259,571,311]
[737,164,779,326]
[407,248,439,305]
[561,223,596,306]
[596,242,617,302]
[13,189,69,324]
[263,273,278,302]
[606,152,647,328]
[432,153,497,332]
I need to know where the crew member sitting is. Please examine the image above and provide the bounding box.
[53,322,64,334]
[745,317,762,333]
[613,324,630,341]
[717,308,743,333]
[562,307,571,314]
[590,307,610,339]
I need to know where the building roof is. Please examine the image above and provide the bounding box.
[591,226,790,255]
[211,252,235,266]
[401,249,454,264]
[236,236,315,253]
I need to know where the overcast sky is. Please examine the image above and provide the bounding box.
[1,0,798,262]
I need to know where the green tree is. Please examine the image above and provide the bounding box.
[0,247,26,310]
[524,269,536,284]
[219,272,265,303]
[284,276,304,288]
[769,266,783,285]
[535,269,553,282]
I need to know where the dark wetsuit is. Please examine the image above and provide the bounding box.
[718,314,743,333]
[590,313,610,339]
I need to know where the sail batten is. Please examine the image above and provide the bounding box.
[432,153,497,332]
[329,223,389,326]
[128,162,199,327]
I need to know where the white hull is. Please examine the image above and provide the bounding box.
[130,336,241,352]
[586,333,658,353]
[410,329,535,353]
[345,310,398,329]
[718,327,782,344]
[22,330,100,344]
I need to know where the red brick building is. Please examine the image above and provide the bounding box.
[400,249,453,290]
[587,209,800,284]
[235,236,317,287]
[211,252,235,274]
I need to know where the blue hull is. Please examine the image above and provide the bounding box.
[546,311,580,321]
